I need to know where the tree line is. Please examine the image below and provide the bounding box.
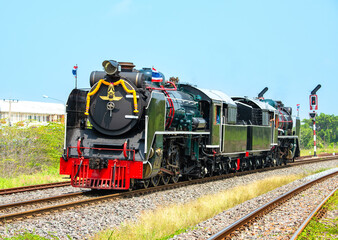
[300,113,338,149]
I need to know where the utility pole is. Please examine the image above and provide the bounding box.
[309,84,321,157]
[3,99,18,126]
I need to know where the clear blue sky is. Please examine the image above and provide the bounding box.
[1,0,337,120]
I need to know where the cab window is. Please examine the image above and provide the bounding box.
[215,105,221,124]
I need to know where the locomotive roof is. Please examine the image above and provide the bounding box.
[255,100,277,112]
[198,88,237,106]
[180,84,237,107]
[231,97,277,112]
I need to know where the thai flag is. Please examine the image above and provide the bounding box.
[297,104,300,111]
[72,66,78,76]
[152,67,163,82]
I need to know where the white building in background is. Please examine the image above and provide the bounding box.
[0,100,65,124]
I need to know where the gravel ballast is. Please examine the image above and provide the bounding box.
[172,167,338,240]
[233,176,337,239]
[0,160,337,239]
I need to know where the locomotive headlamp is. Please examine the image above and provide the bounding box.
[102,60,120,75]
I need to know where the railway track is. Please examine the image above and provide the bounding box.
[290,186,338,240]
[207,170,338,240]
[0,181,70,195]
[0,191,85,211]
[293,154,337,165]
[0,155,337,225]
[0,153,333,196]
[294,152,333,160]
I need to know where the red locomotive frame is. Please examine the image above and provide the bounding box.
[60,143,143,190]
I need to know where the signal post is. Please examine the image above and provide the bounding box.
[309,84,321,157]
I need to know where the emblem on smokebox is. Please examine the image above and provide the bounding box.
[100,84,122,102]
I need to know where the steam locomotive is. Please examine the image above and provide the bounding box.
[60,60,300,190]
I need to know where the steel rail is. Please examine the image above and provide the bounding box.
[0,191,86,210]
[0,156,337,224]
[207,170,338,240]
[293,155,337,165]
[295,153,333,160]
[290,187,338,240]
[0,181,71,195]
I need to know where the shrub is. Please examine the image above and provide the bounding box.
[0,123,64,178]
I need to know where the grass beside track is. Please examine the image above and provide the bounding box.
[93,174,304,240]
[0,167,65,189]
[297,190,338,240]
[0,232,53,240]
[300,148,337,156]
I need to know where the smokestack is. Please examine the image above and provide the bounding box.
[258,87,268,99]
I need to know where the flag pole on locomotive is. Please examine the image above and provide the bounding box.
[309,84,321,157]
[72,65,78,89]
